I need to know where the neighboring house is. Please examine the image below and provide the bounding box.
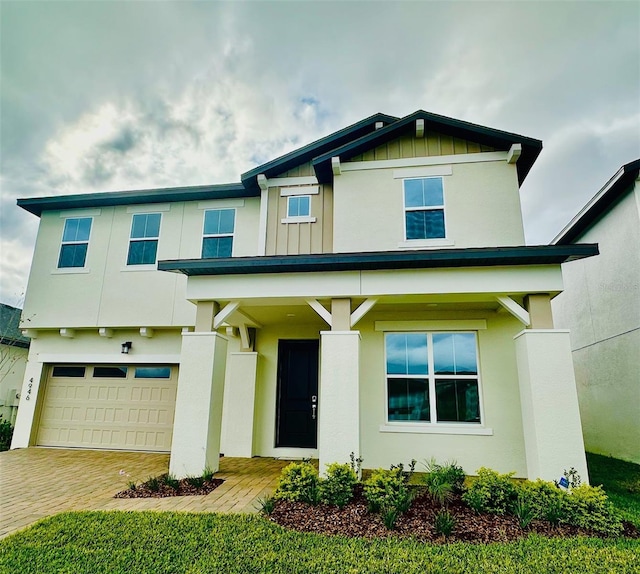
[552,159,640,465]
[0,304,30,425]
[11,110,598,482]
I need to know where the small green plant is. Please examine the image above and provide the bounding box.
[128,481,137,491]
[363,466,411,514]
[163,474,180,490]
[390,459,417,483]
[274,462,319,504]
[0,416,13,451]
[516,479,566,522]
[186,475,205,489]
[146,476,161,492]
[434,509,456,537]
[462,467,517,515]
[319,463,358,508]
[202,466,215,482]
[423,459,466,494]
[382,507,399,530]
[255,494,276,516]
[513,496,536,529]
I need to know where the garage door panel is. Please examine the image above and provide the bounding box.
[37,364,178,452]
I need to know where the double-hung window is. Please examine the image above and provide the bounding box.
[202,209,235,258]
[385,332,481,424]
[404,177,446,240]
[58,217,92,268]
[127,213,161,265]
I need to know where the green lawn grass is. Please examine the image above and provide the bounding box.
[1,454,638,574]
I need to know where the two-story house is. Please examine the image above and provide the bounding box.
[12,110,597,481]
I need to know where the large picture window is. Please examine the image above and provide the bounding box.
[58,217,92,268]
[202,209,235,258]
[403,177,445,240]
[127,213,161,265]
[385,332,481,424]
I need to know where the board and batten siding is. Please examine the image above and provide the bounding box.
[265,183,333,255]
[350,133,496,162]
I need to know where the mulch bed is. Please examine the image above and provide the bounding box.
[269,485,640,544]
[114,475,224,498]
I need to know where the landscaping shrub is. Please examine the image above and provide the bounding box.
[256,494,276,516]
[516,479,566,522]
[163,474,180,490]
[363,466,412,514]
[462,467,518,515]
[562,484,623,535]
[274,462,319,504]
[0,416,13,451]
[423,459,466,505]
[319,462,358,507]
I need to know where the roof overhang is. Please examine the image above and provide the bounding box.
[553,159,640,244]
[17,182,252,217]
[158,244,598,277]
[312,110,543,186]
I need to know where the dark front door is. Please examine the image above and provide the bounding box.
[276,339,319,448]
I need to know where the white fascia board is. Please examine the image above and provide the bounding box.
[280,186,319,197]
[341,151,508,172]
[185,266,564,302]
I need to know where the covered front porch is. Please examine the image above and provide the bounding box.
[160,247,595,482]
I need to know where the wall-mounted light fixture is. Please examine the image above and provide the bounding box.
[121,341,132,354]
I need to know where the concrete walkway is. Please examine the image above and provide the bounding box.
[0,448,289,539]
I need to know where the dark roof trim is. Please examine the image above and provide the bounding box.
[553,159,640,245]
[240,113,399,192]
[312,110,542,185]
[17,183,251,217]
[158,244,598,276]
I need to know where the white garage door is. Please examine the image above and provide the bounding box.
[37,364,178,452]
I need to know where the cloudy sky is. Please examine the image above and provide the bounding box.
[1,1,638,306]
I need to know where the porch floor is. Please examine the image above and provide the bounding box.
[0,448,291,539]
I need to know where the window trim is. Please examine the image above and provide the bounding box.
[402,176,448,242]
[383,331,485,429]
[201,208,236,258]
[126,212,162,266]
[57,217,93,269]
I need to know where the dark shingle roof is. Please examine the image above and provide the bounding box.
[0,304,30,348]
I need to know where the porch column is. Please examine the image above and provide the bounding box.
[514,329,588,483]
[318,330,360,474]
[11,357,45,448]
[169,331,228,478]
[220,351,258,457]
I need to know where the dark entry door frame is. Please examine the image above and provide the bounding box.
[276,339,319,448]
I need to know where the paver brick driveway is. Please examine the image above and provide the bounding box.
[0,448,288,538]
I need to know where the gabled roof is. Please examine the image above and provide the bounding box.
[312,110,542,185]
[158,244,598,276]
[240,113,399,192]
[17,183,250,217]
[553,159,640,244]
[0,304,30,348]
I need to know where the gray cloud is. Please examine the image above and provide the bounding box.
[1,1,638,304]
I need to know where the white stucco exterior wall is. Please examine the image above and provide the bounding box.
[333,160,524,253]
[515,329,588,482]
[552,182,640,464]
[318,331,361,473]
[0,344,28,423]
[169,332,228,478]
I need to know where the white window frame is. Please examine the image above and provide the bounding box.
[201,208,236,258]
[57,217,93,269]
[402,176,448,244]
[281,194,316,224]
[126,212,162,267]
[383,331,486,431]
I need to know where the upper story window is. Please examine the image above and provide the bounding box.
[58,217,92,268]
[287,195,311,218]
[127,213,161,265]
[403,177,446,240]
[385,332,481,424]
[202,209,235,258]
